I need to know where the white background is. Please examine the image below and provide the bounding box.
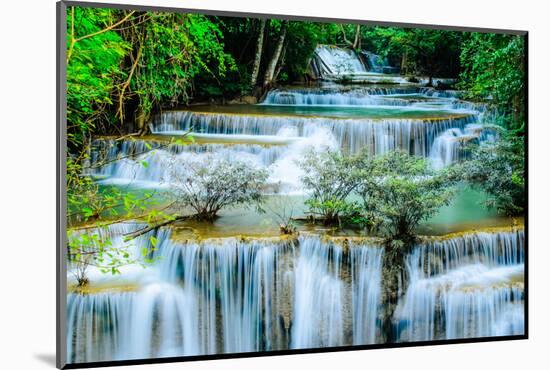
[0,0,548,368]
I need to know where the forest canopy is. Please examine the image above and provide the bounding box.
[66,7,526,151]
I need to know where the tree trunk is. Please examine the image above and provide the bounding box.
[263,21,288,87]
[250,19,266,90]
[401,51,408,74]
[135,105,150,135]
[380,243,405,343]
[273,44,287,81]
[352,25,361,50]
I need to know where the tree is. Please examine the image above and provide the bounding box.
[65,7,237,283]
[461,136,525,216]
[356,150,457,342]
[66,7,236,143]
[360,27,461,82]
[66,7,131,149]
[458,33,525,130]
[249,19,266,89]
[122,12,235,133]
[170,156,268,221]
[358,150,456,244]
[339,24,362,49]
[298,149,364,225]
[263,20,288,87]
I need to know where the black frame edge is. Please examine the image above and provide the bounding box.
[523,31,529,340]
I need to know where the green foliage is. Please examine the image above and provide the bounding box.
[66,139,184,284]
[460,135,525,216]
[67,221,161,287]
[299,149,459,240]
[66,7,236,281]
[66,7,235,147]
[358,151,457,243]
[282,22,330,81]
[299,150,364,224]
[66,7,129,148]
[360,27,462,79]
[64,8,527,281]
[171,156,268,221]
[458,33,525,130]
[131,13,236,114]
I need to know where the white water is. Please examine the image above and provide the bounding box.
[150,111,477,156]
[350,244,384,344]
[89,82,493,191]
[314,45,367,76]
[67,226,387,363]
[72,39,520,364]
[429,124,497,170]
[91,124,335,193]
[311,45,407,83]
[262,88,414,106]
[394,230,524,342]
[92,116,480,190]
[67,226,524,363]
[290,237,345,348]
[360,51,398,74]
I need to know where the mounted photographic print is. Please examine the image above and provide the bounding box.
[57,1,527,368]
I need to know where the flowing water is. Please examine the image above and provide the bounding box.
[70,45,524,364]
[395,230,524,341]
[67,226,524,363]
[90,104,485,191]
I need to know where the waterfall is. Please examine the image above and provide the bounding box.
[429,127,474,169]
[151,111,477,156]
[67,233,294,363]
[89,138,286,187]
[350,244,384,344]
[262,89,414,106]
[290,237,345,348]
[314,45,367,76]
[66,228,388,363]
[91,111,479,188]
[153,236,293,353]
[66,222,155,286]
[66,227,524,363]
[89,128,335,193]
[67,284,202,362]
[429,124,497,170]
[359,51,399,74]
[394,230,525,342]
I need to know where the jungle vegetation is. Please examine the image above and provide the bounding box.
[65,6,526,283]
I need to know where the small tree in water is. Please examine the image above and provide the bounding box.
[460,136,525,216]
[298,149,364,225]
[357,150,457,342]
[171,156,268,221]
[359,150,456,245]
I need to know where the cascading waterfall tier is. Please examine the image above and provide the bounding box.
[151,111,478,156]
[261,87,422,105]
[313,45,367,77]
[86,86,490,189]
[394,229,525,342]
[310,45,405,83]
[88,137,286,186]
[66,227,384,363]
[66,226,524,363]
[429,124,498,170]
